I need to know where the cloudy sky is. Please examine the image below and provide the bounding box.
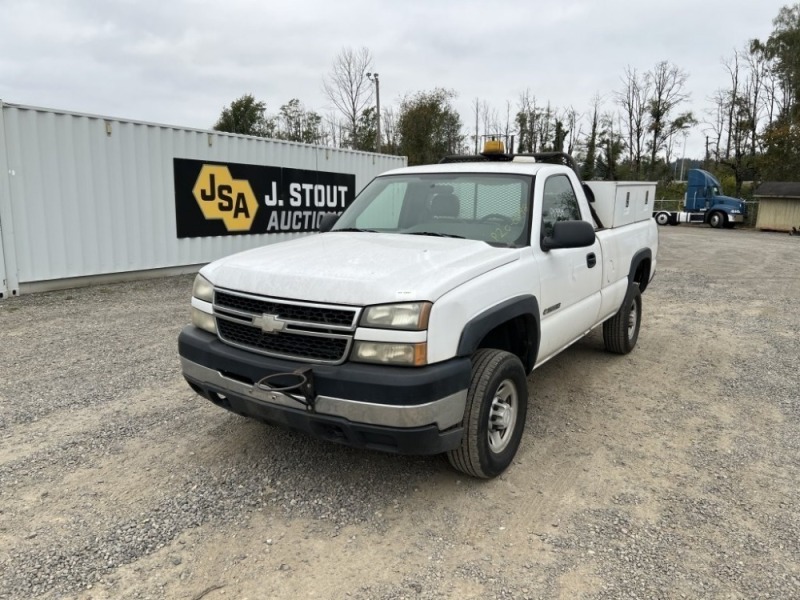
[0,0,790,158]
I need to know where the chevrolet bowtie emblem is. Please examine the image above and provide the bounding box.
[253,313,286,334]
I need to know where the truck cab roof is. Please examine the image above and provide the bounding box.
[379,161,559,178]
[687,169,722,189]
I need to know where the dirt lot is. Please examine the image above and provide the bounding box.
[0,226,798,600]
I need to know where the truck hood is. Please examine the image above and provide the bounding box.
[716,195,747,210]
[202,232,520,306]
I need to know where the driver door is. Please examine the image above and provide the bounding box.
[534,174,602,362]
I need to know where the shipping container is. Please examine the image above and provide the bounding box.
[0,101,406,297]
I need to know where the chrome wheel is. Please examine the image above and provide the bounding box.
[488,379,518,453]
[448,349,528,478]
[627,299,638,340]
[603,283,642,355]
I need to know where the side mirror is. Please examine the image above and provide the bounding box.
[318,213,340,233]
[541,220,596,251]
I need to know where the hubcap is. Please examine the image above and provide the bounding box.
[488,379,518,453]
[627,300,638,340]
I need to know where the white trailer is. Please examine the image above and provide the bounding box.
[0,101,406,298]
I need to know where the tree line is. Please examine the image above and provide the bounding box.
[213,3,800,188]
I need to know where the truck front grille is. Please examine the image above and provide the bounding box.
[213,290,359,365]
[217,319,349,363]
[215,291,356,327]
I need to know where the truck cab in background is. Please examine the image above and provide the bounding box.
[654,169,747,228]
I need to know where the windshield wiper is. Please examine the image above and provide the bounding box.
[333,227,379,233]
[405,231,466,239]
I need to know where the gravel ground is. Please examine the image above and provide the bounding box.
[0,226,798,599]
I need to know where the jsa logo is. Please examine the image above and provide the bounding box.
[192,165,258,231]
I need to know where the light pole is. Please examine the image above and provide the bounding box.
[367,72,380,153]
[678,132,689,181]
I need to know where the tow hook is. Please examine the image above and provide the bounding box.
[256,369,317,412]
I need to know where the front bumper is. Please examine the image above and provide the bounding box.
[178,326,470,454]
[728,214,745,223]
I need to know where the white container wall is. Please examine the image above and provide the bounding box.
[0,102,406,297]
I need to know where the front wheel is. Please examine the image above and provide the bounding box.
[709,211,725,228]
[654,212,671,226]
[447,349,528,479]
[603,283,642,355]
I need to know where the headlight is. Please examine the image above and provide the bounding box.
[191,307,217,334]
[352,341,427,366]
[192,274,214,302]
[360,302,432,330]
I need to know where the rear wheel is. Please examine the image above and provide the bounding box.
[709,211,725,228]
[603,284,642,355]
[447,349,528,479]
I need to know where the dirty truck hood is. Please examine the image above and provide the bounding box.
[202,232,519,305]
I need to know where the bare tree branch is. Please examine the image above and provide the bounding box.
[322,47,374,148]
[614,66,651,177]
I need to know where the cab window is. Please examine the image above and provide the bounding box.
[541,175,582,239]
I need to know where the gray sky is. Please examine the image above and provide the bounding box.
[0,0,789,158]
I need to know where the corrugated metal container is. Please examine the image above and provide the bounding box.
[0,101,406,297]
[753,182,800,232]
[755,198,800,231]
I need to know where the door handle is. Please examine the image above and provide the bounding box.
[587,252,597,268]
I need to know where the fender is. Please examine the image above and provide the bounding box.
[628,249,652,293]
[457,295,540,373]
[710,203,734,215]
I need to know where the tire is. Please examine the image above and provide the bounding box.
[654,212,670,226]
[603,283,642,355]
[447,349,528,479]
[709,211,725,229]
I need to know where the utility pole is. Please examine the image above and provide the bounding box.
[367,72,380,153]
[679,133,688,181]
[475,98,479,154]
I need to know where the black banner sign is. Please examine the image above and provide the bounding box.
[173,158,356,238]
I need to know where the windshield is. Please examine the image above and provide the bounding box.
[332,173,533,247]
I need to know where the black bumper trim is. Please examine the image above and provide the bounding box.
[178,326,471,406]
[189,378,463,455]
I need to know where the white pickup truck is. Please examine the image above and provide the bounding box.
[179,150,658,478]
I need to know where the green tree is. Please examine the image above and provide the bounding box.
[276,98,324,144]
[551,119,567,153]
[597,113,626,180]
[213,94,274,137]
[759,121,800,180]
[397,89,464,165]
[764,3,800,118]
[351,107,378,152]
[515,91,538,153]
[755,3,800,180]
[582,95,601,180]
[646,61,695,178]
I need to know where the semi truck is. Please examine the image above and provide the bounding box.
[653,169,746,228]
[178,146,658,478]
